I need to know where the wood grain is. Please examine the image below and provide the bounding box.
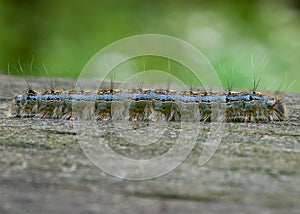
[0,74,299,214]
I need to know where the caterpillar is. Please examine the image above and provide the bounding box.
[8,87,286,122]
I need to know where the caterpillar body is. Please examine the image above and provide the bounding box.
[9,88,286,122]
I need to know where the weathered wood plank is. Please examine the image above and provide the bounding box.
[0,74,299,214]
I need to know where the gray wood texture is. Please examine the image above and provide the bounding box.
[0,74,299,214]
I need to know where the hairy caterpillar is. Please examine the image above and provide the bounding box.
[8,87,286,122]
[3,54,288,122]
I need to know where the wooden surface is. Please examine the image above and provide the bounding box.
[0,74,299,214]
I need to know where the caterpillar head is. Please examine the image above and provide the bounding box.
[273,98,287,121]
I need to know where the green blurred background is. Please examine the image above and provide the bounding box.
[0,0,299,91]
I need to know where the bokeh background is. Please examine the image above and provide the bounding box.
[0,0,299,91]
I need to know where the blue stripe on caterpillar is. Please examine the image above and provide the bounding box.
[9,89,286,122]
